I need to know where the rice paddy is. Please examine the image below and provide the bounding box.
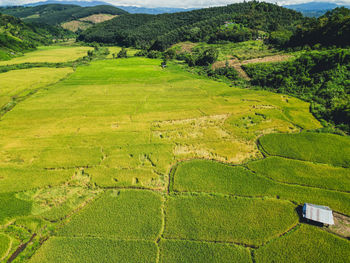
[0,46,92,66]
[0,46,348,262]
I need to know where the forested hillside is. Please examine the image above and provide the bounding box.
[244,49,350,132]
[78,2,303,50]
[0,4,127,25]
[287,7,350,47]
[0,13,71,60]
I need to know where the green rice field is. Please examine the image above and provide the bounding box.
[0,45,348,262]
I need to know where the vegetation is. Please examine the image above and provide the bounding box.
[244,49,350,132]
[164,195,298,246]
[0,4,127,25]
[79,2,303,50]
[58,190,162,240]
[171,159,350,215]
[248,156,350,191]
[255,224,350,262]
[0,13,72,59]
[0,192,32,224]
[0,233,10,260]
[0,46,92,65]
[287,7,350,48]
[159,240,252,263]
[29,237,157,263]
[258,132,350,167]
[0,30,349,261]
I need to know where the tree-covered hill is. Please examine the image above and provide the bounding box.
[287,7,350,48]
[0,4,127,25]
[78,1,304,50]
[0,13,70,60]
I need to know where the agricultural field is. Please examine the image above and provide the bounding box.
[0,46,92,66]
[0,45,349,262]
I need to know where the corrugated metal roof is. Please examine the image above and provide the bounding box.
[303,203,334,225]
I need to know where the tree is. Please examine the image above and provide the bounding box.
[117,48,127,58]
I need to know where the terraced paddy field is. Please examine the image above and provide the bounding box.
[0,46,92,66]
[0,48,349,262]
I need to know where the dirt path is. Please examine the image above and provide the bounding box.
[212,54,292,80]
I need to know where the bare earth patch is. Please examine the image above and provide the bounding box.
[329,212,350,239]
[79,14,118,23]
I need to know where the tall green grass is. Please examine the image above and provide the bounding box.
[29,237,157,263]
[259,132,350,167]
[159,239,252,263]
[0,192,32,224]
[58,190,162,240]
[255,224,350,263]
[0,233,10,260]
[164,195,298,246]
[248,157,350,192]
[172,160,350,215]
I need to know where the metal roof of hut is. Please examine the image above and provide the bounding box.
[303,203,334,225]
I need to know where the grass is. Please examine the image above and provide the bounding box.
[175,41,284,61]
[255,224,350,263]
[159,239,252,263]
[0,192,32,224]
[29,237,157,263]
[164,195,298,246]
[0,67,73,109]
[0,233,10,260]
[171,160,350,215]
[259,132,350,167]
[0,167,73,193]
[0,58,320,190]
[248,156,350,192]
[58,190,162,240]
[0,46,92,66]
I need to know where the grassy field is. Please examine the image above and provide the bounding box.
[0,46,92,66]
[159,239,252,263]
[0,67,73,109]
[255,224,350,262]
[29,237,157,263]
[164,195,298,246]
[58,190,162,240]
[0,58,320,192]
[0,233,11,260]
[0,47,348,262]
[172,160,350,215]
[259,132,350,167]
[248,156,350,191]
[0,192,32,224]
[107,46,139,58]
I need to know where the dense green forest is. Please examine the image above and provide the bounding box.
[286,7,350,48]
[0,13,72,60]
[0,4,127,25]
[243,49,350,132]
[78,2,303,50]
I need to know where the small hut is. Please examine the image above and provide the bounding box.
[303,203,334,225]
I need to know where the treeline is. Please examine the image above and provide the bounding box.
[0,4,127,25]
[243,49,350,132]
[79,2,303,50]
[271,7,350,48]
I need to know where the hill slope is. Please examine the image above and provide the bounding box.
[0,4,127,25]
[0,13,69,60]
[79,1,303,50]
